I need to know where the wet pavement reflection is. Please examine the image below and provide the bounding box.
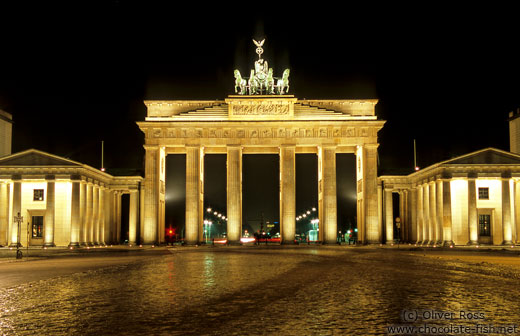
[1,247,520,335]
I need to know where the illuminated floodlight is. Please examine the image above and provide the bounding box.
[306,211,311,215]
[207,208,212,212]
[312,207,316,211]
[214,212,217,215]
[302,214,307,218]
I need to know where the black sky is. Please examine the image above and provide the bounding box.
[1,3,520,229]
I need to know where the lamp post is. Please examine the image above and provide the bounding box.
[13,212,23,259]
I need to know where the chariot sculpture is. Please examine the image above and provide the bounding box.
[233,38,290,95]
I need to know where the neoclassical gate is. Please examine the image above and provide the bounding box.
[137,95,384,244]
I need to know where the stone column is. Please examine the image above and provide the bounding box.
[227,145,242,244]
[516,181,520,245]
[502,177,513,245]
[429,182,437,245]
[86,183,93,245]
[384,189,393,243]
[0,182,9,246]
[422,184,430,244]
[92,184,99,245]
[416,185,423,244]
[69,179,81,247]
[280,145,296,244]
[143,145,159,245]
[116,192,122,243]
[43,178,55,247]
[99,187,105,245]
[129,190,139,245]
[319,145,337,244]
[377,182,383,242]
[435,180,443,245]
[104,189,112,245]
[442,179,453,246]
[364,145,380,243]
[411,187,417,243]
[9,179,21,247]
[79,182,86,246]
[399,191,405,241]
[186,145,203,245]
[468,178,478,245]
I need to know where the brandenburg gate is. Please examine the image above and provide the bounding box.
[137,40,385,245]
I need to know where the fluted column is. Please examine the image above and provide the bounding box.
[502,177,513,245]
[422,184,430,244]
[116,192,122,243]
[129,190,139,245]
[86,183,93,245]
[435,180,443,245]
[384,189,393,243]
[411,187,418,243]
[399,191,405,241]
[377,182,382,242]
[43,179,55,247]
[79,181,86,246]
[363,144,380,243]
[227,145,242,244]
[69,179,81,247]
[104,189,112,245]
[516,181,520,245]
[93,184,99,245]
[442,179,454,246]
[9,179,21,247]
[416,185,423,244]
[468,178,478,245]
[429,182,437,245]
[186,145,203,245]
[143,145,159,245]
[280,145,296,244]
[99,187,105,245]
[0,182,9,246]
[319,146,337,244]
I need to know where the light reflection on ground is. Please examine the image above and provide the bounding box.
[1,247,519,335]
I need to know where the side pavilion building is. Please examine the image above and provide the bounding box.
[0,149,142,247]
[380,148,520,246]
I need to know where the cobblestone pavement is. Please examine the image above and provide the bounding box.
[1,246,519,335]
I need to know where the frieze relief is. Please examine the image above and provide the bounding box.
[231,101,290,115]
[153,126,376,139]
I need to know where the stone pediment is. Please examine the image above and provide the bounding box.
[0,149,82,167]
[443,148,520,165]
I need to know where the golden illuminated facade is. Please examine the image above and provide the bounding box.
[138,95,385,245]
[379,148,520,246]
[0,150,142,247]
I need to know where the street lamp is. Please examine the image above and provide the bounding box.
[13,212,23,259]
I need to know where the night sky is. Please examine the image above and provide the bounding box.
[1,3,519,232]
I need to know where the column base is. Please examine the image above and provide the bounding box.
[9,242,22,248]
[68,242,81,248]
[468,240,479,245]
[502,240,514,246]
[43,242,56,247]
[443,240,454,247]
[365,240,381,244]
[227,240,242,246]
[281,240,296,245]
